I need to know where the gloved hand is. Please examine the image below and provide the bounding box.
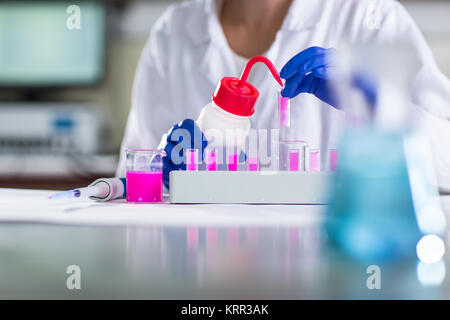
[281,47,340,109]
[158,119,208,189]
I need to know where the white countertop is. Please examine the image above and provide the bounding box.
[0,188,324,227]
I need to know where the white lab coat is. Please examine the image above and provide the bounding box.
[117,0,450,188]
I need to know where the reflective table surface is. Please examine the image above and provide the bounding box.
[0,214,449,299]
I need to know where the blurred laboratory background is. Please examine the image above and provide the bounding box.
[0,0,449,190]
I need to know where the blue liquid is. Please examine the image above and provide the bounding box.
[325,128,422,263]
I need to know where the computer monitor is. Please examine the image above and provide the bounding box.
[0,1,106,88]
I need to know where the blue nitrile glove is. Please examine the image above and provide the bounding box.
[281,47,340,109]
[158,119,208,189]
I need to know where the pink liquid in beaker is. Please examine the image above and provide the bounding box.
[126,171,163,203]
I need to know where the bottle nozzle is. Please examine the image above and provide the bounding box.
[238,56,283,88]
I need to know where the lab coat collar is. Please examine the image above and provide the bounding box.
[186,0,324,47]
[192,0,323,86]
[203,0,323,35]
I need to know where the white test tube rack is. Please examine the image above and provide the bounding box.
[169,170,333,204]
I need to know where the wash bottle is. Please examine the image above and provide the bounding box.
[196,56,283,169]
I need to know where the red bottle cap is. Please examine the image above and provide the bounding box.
[212,56,283,117]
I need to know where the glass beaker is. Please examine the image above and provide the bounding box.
[126,149,166,203]
[278,140,308,171]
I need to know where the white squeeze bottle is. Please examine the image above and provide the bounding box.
[196,56,283,169]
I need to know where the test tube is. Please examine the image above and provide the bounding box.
[205,148,218,171]
[186,149,198,171]
[309,149,321,172]
[247,137,259,171]
[227,152,238,171]
[278,90,290,128]
[248,157,259,171]
[288,149,300,171]
[279,141,307,171]
[329,149,339,172]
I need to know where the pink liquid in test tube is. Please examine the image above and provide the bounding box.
[228,153,238,171]
[330,150,338,171]
[309,150,320,172]
[186,149,198,171]
[206,151,217,171]
[248,157,258,171]
[278,94,290,127]
[288,151,299,171]
[126,171,163,202]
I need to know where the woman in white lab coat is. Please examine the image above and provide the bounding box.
[117,0,450,188]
